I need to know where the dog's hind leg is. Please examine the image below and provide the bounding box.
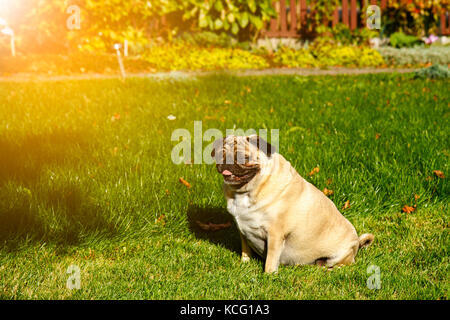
[325,243,359,269]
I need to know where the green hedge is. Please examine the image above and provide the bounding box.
[377,47,450,66]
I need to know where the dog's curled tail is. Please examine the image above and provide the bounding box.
[358,233,374,248]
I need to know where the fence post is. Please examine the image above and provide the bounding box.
[290,0,297,33]
[300,0,307,28]
[351,0,357,30]
[342,0,349,26]
[280,0,287,33]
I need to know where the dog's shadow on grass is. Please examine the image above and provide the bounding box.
[187,205,241,255]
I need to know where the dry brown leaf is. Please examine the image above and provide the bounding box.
[326,178,333,185]
[196,221,232,231]
[414,194,420,201]
[111,113,121,122]
[309,167,320,176]
[402,205,416,214]
[179,177,191,188]
[156,214,166,226]
[433,170,445,179]
[323,188,334,196]
[343,200,351,210]
[375,133,381,140]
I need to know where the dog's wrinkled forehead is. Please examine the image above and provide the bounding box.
[223,136,254,152]
[211,135,275,163]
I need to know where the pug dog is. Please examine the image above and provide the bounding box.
[211,135,374,273]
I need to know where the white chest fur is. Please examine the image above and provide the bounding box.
[226,192,268,256]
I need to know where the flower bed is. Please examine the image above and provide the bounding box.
[143,44,269,71]
[273,45,385,68]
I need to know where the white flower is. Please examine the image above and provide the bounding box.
[167,115,176,120]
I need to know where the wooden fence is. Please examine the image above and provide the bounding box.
[261,0,450,37]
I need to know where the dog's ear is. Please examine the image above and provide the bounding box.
[247,135,276,156]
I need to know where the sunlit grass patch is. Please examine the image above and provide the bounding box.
[0,73,448,299]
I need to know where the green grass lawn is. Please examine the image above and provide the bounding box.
[0,73,448,299]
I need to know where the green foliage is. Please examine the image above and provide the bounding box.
[183,0,276,38]
[389,32,422,48]
[2,0,275,54]
[316,24,379,46]
[274,44,385,68]
[303,0,340,37]
[273,47,318,68]
[414,64,450,79]
[143,43,269,71]
[381,0,449,36]
[177,31,236,48]
[377,46,450,66]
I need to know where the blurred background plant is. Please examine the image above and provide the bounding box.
[381,0,449,37]
[389,31,423,48]
[377,46,450,66]
[0,0,449,73]
[413,63,450,78]
[0,0,276,55]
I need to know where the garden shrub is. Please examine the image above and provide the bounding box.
[273,47,318,68]
[316,24,379,46]
[377,47,450,66]
[389,32,422,48]
[177,31,237,48]
[414,64,450,79]
[273,45,385,68]
[143,43,269,71]
[381,0,449,36]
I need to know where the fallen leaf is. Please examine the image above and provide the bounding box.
[326,178,333,185]
[156,214,166,226]
[323,188,334,196]
[342,200,351,210]
[196,221,232,231]
[414,194,420,201]
[402,205,416,214]
[375,133,381,140]
[309,167,320,176]
[433,170,445,179]
[224,100,231,104]
[179,177,191,188]
[111,113,121,122]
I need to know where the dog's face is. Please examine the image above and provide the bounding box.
[211,135,275,187]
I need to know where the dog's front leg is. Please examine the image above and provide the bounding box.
[240,232,252,262]
[264,231,284,273]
